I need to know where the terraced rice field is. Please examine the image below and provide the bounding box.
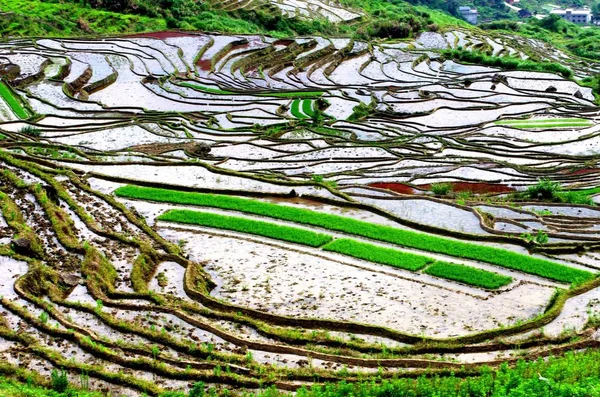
[3,28,600,396]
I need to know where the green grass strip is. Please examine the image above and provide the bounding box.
[258,91,323,98]
[158,209,332,247]
[494,119,593,128]
[177,82,323,99]
[323,239,433,271]
[116,186,595,284]
[291,99,308,119]
[178,82,237,95]
[0,82,28,119]
[424,261,512,289]
[302,99,316,117]
[497,123,592,129]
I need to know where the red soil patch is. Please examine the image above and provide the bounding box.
[123,31,197,39]
[273,39,295,46]
[418,182,515,194]
[369,182,417,194]
[567,168,600,176]
[369,181,515,195]
[196,59,212,71]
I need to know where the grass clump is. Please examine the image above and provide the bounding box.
[158,209,333,247]
[430,182,453,196]
[323,239,434,271]
[524,178,595,205]
[424,262,512,289]
[116,186,594,283]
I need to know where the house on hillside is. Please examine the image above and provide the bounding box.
[459,6,478,24]
[550,8,591,24]
[518,9,532,18]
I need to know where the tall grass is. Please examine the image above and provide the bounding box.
[116,186,594,283]
[158,209,332,247]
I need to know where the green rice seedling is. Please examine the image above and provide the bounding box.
[0,82,28,119]
[158,210,332,247]
[424,262,512,289]
[322,239,434,271]
[117,186,594,283]
[302,99,316,117]
[290,99,309,119]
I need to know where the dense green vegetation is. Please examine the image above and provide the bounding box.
[441,48,574,78]
[0,376,101,397]
[0,81,29,119]
[482,14,600,64]
[424,261,512,289]
[13,0,466,40]
[158,209,333,247]
[520,178,596,206]
[0,0,166,37]
[115,185,595,283]
[323,238,434,271]
[9,346,600,396]
[249,350,600,396]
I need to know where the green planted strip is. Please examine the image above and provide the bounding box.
[424,261,512,289]
[0,82,28,119]
[302,99,316,117]
[258,91,323,98]
[291,99,308,119]
[177,82,237,95]
[494,118,593,128]
[116,186,595,284]
[158,209,333,247]
[323,239,433,271]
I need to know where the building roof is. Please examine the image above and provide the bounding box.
[550,8,591,15]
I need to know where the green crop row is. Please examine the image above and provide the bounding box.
[302,99,316,117]
[290,99,309,119]
[322,239,434,271]
[157,209,510,289]
[115,186,594,283]
[496,118,589,125]
[0,82,28,119]
[158,209,332,247]
[424,261,512,289]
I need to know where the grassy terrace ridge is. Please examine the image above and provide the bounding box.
[115,185,595,283]
[0,82,28,119]
[322,238,434,271]
[158,209,333,247]
[424,261,513,289]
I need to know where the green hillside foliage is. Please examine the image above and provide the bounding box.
[6,0,467,39]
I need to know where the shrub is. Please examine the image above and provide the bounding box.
[189,382,206,397]
[50,369,69,393]
[19,125,41,137]
[526,178,562,200]
[430,182,453,196]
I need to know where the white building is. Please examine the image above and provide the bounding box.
[550,8,591,24]
[459,6,478,25]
